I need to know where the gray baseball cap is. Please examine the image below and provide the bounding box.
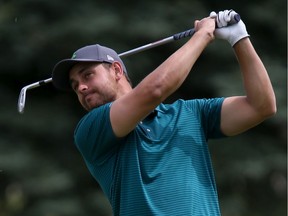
[52,44,127,91]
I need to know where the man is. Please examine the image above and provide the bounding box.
[52,10,276,216]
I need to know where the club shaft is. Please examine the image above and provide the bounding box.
[26,78,53,89]
[119,36,175,57]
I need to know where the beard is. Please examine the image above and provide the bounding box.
[81,89,117,111]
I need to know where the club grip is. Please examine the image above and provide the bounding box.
[173,29,195,40]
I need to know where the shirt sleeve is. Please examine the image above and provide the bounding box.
[185,98,226,139]
[74,103,123,165]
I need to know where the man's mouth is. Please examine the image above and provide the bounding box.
[85,94,93,102]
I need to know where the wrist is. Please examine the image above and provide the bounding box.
[233,37,251,51]
[194,29,214,44]
[232,35,250,47]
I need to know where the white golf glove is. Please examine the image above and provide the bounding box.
[210,10,249,46]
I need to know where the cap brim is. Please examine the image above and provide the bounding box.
[52,59,103,91]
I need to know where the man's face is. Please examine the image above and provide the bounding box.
[69,62,118,111]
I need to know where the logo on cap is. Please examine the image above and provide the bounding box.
[107,55,114,61]
[71,53,77,59]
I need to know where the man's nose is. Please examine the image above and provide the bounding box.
[78,83,88,92]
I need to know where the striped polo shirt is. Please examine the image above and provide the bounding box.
[74,98,225,215]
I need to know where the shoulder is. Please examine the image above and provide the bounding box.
[76,103,112,130]
[74,103,120,163]
[74,103,114,143]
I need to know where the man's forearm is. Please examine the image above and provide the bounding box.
[151,30,213,101]
[234,38,277,116]
[137,16,217,108]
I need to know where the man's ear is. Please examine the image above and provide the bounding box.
[112,61,124,80]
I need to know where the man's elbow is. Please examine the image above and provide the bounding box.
[261,98,277,118]
[266,104,277,117]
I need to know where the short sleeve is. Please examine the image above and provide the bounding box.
[185,98,226,139]
[74,103,123,164]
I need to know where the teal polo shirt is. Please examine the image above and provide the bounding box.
[74,98,226,216]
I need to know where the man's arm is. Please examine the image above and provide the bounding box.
[110,17,215,137]
[220,38,276,136]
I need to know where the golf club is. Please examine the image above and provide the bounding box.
[17,12,240,114]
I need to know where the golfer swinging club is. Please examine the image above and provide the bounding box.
[52,10,276,215]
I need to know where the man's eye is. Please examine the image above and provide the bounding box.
[84,72,93,79]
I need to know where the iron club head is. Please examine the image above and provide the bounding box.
[18,87,27,114]
[17,78,53,114]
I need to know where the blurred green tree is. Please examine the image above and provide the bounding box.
[0,0,286,215]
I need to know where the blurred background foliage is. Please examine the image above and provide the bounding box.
[0,0,286,215]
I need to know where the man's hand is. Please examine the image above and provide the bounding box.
[194,17,216,42]
[210,10,249,46]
